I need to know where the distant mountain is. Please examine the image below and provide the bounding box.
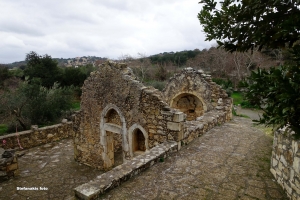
[3,56,107,69]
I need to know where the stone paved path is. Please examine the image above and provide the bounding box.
[0,139,104,200]
[0,117,288,200]
[101,117,288,200]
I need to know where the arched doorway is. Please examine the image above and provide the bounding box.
[171,93,204,121]
[100,104,128,169]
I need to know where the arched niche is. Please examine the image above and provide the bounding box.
[128,124,149,157]
[170,92,206,121]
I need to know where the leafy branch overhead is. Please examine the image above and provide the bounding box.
[198,0,300,52]
[198,0,300,135]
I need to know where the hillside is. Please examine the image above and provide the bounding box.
[3,56,107,69]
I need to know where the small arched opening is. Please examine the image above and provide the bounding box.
[171,93,204,121]
[128,124,149,158]
[132,129,146,156]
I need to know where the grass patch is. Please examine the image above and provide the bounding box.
[231,92,258,109]
[71,101,81,111]
[253,124,274,136]
[231,91,244,105]
[0,124,8,136]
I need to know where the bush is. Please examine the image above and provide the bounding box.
[240,101,257,109]
[213,78,233,96]
[231,92,244,105]
[212,78,233,89]
[0,80,74,130]
[0,124,8,136]
[246,64,300,135]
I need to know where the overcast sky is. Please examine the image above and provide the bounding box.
[0,0,215,63]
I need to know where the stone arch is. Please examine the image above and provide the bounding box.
[100,104,128,168]
[128,124,149,157]
[170,92,207,121]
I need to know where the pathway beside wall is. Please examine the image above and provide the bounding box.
[0,116,288,199]
[101,117,287,200]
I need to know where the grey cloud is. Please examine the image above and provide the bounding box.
[0,0,213,63]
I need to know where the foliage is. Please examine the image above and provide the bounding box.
[198,0,300,52]
[61,67,87,87]
[231,92,244,105]
[199,0,300,135]
[213,78,233,96]
[0,66,11,88]
[150,50,200,66]
[240,101,256,109]
[231,91,257,108]
[71,100,81,111]
[144,80,166,91]
[155,65,169,81]
[9,68,24,79]
[246,64,300,133]
[0,80,74,131]
[0,124,8,136]
[24,51,62,88]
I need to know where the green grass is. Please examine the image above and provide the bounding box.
[231,91,244,105]
[0,124,8,136]
[71,101,81,111]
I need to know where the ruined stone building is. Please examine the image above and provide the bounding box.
[73,61,232,170]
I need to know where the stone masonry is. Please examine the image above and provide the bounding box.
[271,129,300,199]
[0,148,19,182]
[0,119,74,150]
[73,61,232,171]
[163,67,231,121]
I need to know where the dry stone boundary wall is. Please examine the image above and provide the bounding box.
[271,129,300,199]
[0,120,74,150]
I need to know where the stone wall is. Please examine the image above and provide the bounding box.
[73,61,186,170]
[163,67,231,121]
[74,141,178,200]
[271,129,300,199]
[0,120,74,150]
[0,149,19,182]
[73,61,233,170]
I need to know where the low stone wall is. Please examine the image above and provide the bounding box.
[182,110,228,145]
[0,120,74,150]
[74,141,178,200]
[271,129,300,199]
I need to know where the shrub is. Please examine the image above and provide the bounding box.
[0,124,8,136]
[246,64,300,134]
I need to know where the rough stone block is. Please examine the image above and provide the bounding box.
[270,168,276,177]
[280,155,287,167]
[284,182,293,195]
[290,168,295,181]
[6,163,18,171]
[167,122,182,131]
[173,112,185,122]
[292,141,297,153]
[293,157,300,173]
